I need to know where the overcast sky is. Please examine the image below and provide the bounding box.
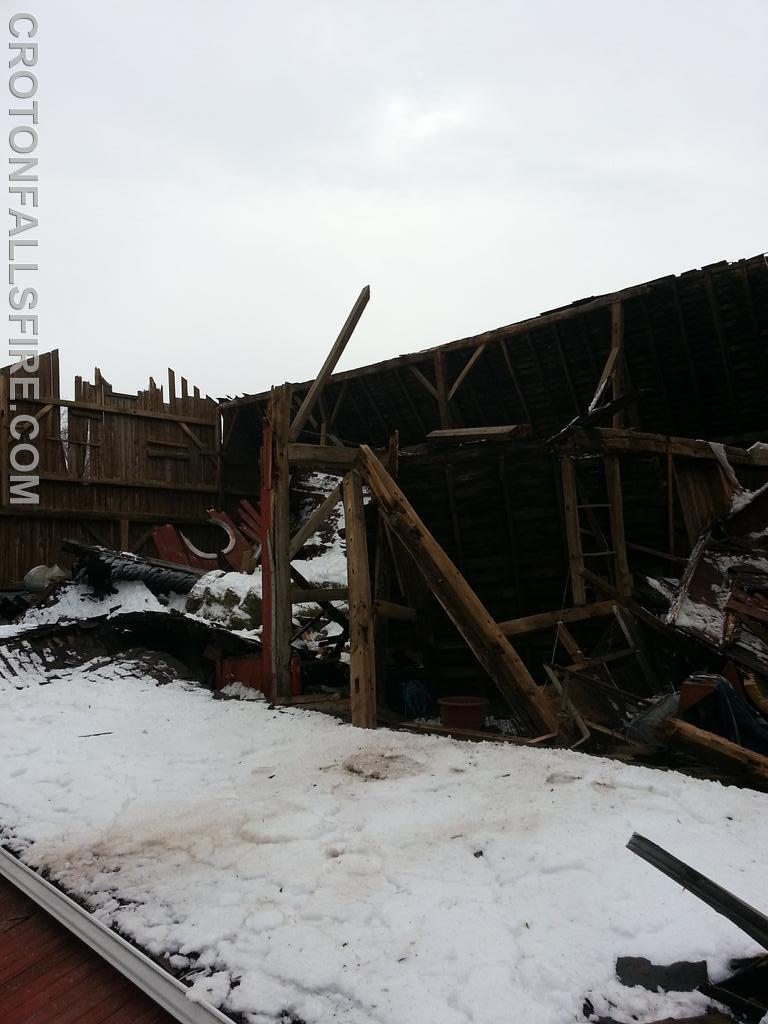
[8,0,767,399]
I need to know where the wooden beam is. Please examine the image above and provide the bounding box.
[498,600,616,637]
[18,395,216,427]
[567,427,768,466]
[286,443,359,470]
[560,456,587,605]
[448,342,486,402]
[659,717,768,786]
[270,384,293,699]
[178,421,218,469]
[427,425,532,444]
[588,344,621,413]
[360,445,559,734]
[580,567,669,634]
[289,285,370,442]
[556,622,585,665]
[604,455,632,596]
[289,483,342,559]
[343,468,376,728]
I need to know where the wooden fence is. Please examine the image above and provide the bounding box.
[0,351,221,587]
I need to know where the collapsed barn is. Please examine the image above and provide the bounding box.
[3,253,768,788]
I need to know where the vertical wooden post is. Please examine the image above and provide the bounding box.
[269,384,293,700]
[611,301,625,428]
[434,351,452,429]
[604,455,632,596]
[343,467,376,728]
[119,518,130,552]
[561,455,587,605]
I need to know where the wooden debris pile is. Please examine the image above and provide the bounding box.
[212,255,768,789]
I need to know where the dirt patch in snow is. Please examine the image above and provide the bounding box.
[342,748,424,780]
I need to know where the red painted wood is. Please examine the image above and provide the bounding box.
[0,877,180,1024]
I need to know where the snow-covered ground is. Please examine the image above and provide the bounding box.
[1,666,765,1024]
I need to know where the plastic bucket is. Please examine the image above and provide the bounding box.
[438,696,489,730]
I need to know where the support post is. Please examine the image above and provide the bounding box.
[269,385,293,699]
[343,468,376,727]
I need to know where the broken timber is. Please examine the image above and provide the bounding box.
[289,285,370,442]
[359,444,559,734]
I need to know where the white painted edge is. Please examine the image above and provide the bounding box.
[0,845,233,1024]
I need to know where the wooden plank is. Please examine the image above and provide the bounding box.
[360,444,559,734]
[178,421,218,469]
[568,427,768,466]
[448,342,486,402]
[20,396,216,427]
[269,385,293,699]
[36,473,217,494]
[288,483,342,559]
[343,468,376,727]
[659,717,768,786]
[604,455,632,596]
[556,622,585,664]
[286,443,359,470]
[427,425,532,444]
[588,344,621,413]
[560,456,587,605]
[290,285,370,441]
[498,600,616,637]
